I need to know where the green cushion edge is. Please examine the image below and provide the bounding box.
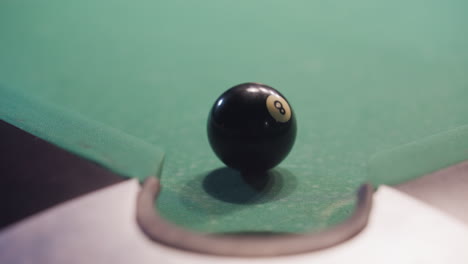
[0,86,165,181]
[368,125,468,186]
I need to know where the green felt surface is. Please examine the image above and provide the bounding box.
[1,0,468,233]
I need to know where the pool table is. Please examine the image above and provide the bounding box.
[1,0,468,262]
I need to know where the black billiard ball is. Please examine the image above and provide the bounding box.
[207,82,297,173]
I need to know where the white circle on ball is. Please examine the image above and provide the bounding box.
[266,94,291,123]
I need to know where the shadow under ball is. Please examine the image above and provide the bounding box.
[207,83,297,174]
